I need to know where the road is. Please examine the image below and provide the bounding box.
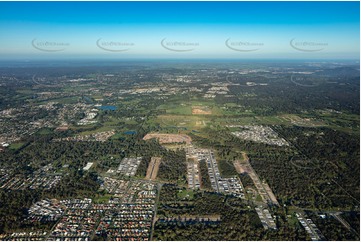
[330,212,359,238]
[331,212,351,229]
[207,150,220,192]
[150,183,162,241]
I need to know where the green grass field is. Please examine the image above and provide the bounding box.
[177,189,195,200]
[157,103,192,115]
[156,114,209,131]
[39,96,79,105]
[78,126,114,136]
[92,193,113,203]
[9,142,25,150]
[36,127,54,135]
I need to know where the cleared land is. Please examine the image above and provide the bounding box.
[262,183,279,206]
[233,160,245,174]
[192,106,212,115]
[279,114,324,127]
[145,157,162,180]
[143,133,192,144]
[233,153,279,205]
[156,114,208,130]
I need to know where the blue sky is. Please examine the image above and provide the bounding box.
[0,1,359,60]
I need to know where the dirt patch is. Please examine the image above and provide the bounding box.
[233,153,279,206]
[232,160,245,173]
[262,182,279,205]
[55,126,69,131]
[143,133,192,144]
[145,157,162,180]
[242,152,249,161]
[192,106,212,115]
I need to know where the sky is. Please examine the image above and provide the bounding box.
[0,1,359,60]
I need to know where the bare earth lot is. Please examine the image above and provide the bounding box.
[143,133,192,144]
[233,153,279,206]
[192,106,212,115]
[145,157,162,180]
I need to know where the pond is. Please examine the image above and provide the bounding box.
[98,105,117,111]
[124,130,137,135]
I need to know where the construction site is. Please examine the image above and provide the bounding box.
[143,133,192,144]
[145,157,162,180]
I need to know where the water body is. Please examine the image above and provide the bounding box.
[98,105,117,111]
[124,130,137,135]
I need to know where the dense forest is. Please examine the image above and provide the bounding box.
[305,211,359,241]
[190,125,359,210]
